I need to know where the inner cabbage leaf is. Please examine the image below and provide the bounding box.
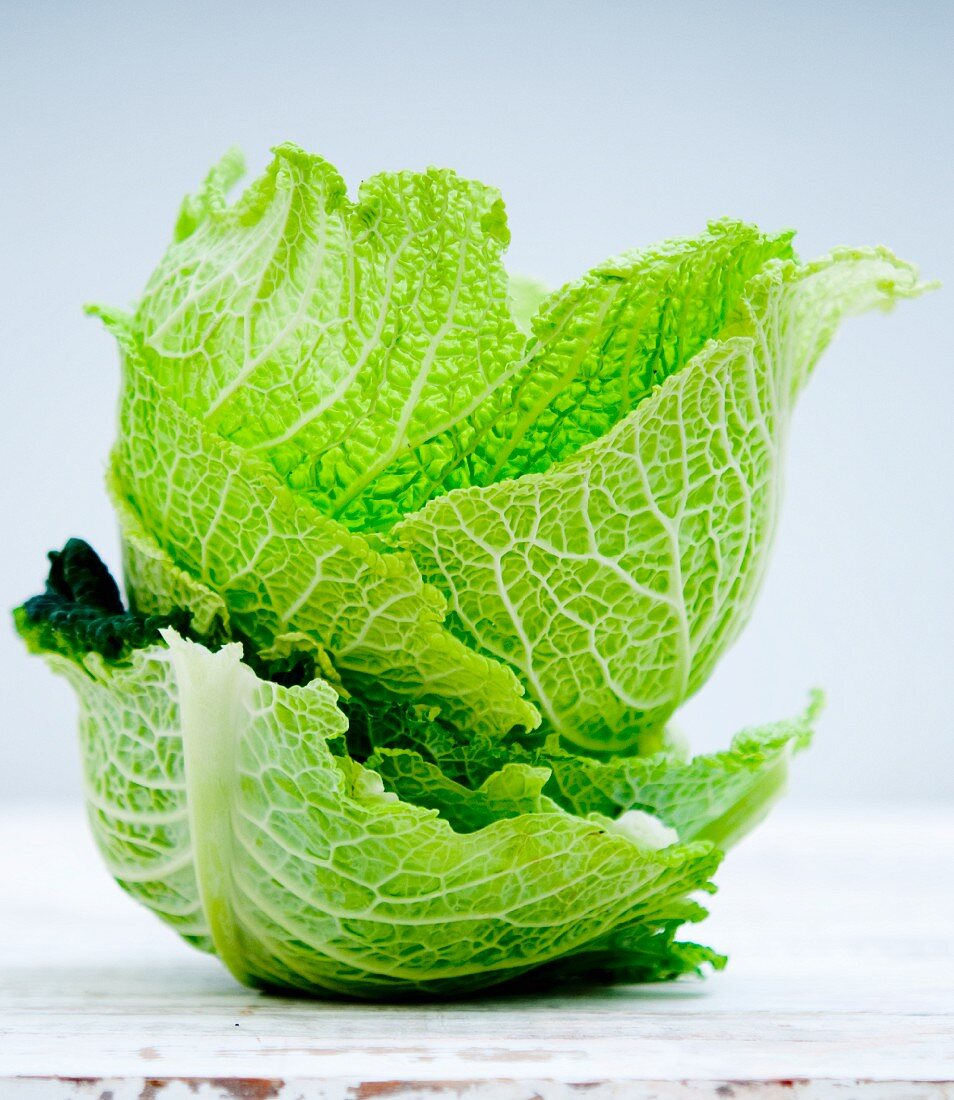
[124,147,797,529]
[133,144,528,532]
[461,218,795,486]
[346,690,819,848]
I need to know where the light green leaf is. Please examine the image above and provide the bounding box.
[508,274,549,332]
[396,249,929,752]
[366,750,561,833]
[536,694,820,849]
[113,487,231,640]
[124,152,798,533]
[42,645,209,950]
[101,312,538,739]
[467,219,796,484]
[132,144,528,532]
[165,630,720,997]
[15,548,722,996]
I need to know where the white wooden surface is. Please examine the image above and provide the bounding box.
[0,806,951,1099]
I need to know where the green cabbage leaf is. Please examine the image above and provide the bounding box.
[395,248,926,750]
[17,544,742,996]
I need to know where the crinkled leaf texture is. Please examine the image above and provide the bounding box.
[165,631,722,997]
[100,315,538,741]
[396,249,928,751]
[96,147,928,754]
[15,144,930,998]
[359,694,820,850]
[14,543,825,997]
[46,647,212,951]
[17,617,718,995]
[133,144,528,532]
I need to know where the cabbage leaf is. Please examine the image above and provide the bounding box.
[396,249,926,750]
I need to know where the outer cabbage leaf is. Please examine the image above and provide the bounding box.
[396,249,929,752]
[15,547,209,949]
[100,313,538,740]
[43,647,211,950]
[166,631,720,997]
[15,538,191,663]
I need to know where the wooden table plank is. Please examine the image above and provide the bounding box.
[1,806,952,1099]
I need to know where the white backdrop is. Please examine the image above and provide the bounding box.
[1,0,951,805]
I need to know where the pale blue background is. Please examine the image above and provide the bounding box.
[1,0,951,804]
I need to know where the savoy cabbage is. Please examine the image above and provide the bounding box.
[15,144,930,997]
